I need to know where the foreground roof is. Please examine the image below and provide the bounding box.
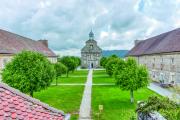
[128,28,180,56]
[0,29,56,57]
[0,82,65,120]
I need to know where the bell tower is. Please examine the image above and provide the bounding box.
[89,30,94,40]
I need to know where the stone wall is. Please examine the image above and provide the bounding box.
[133,53,180,86]
[138,111,166,120]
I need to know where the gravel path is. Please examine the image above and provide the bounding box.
[148,83,180,101]
[79,69,93,120]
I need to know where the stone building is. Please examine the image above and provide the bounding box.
[0,29,57,71]
[81,30,102,68]
[127,28,180,86]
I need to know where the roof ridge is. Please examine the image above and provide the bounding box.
[143,27,180,41]
[0,82,65,116]
[0,29,35,42]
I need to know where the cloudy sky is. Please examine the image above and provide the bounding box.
[0,0,180,56]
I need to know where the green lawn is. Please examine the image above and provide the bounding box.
[52,70,88,84]
[52,76,87,84]
[34,86,84,120]
[92,86,160,120]
[93,70,106,76]
[68,70,88,76]
[93,70,115,83]
[93,77,115,83]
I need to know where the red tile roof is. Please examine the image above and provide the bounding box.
[0,29,56,57]
[127,28,180,56]
[0,82,65,120]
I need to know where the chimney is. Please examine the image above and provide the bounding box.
[38,40,48,47]
[134,40,142,46]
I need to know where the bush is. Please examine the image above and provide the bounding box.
[136,96,180,120]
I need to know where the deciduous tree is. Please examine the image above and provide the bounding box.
[105,58,120,77]
[54,62,67,85]
[2,51,55,97]
[60,56,76,77]
[115,57,149,103]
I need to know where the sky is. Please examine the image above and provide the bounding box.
[0,0,180,56]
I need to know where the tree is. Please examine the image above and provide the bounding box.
[54,62,67,85]
[70,56,81,69]
[105,58,120,77]
[115,57,149,103]
[60,56,76,77]
[2,51,55,97]
[100,57,107,68]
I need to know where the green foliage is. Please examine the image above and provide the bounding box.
[136,96,180,120]
[115,57,149,103]
[54,62,67,85]
[105,58,120,77]
[100,57,107,68]
[54,62,67,77]
[59,56,77,77]
[2,51,55,97]
[71,56,81,68]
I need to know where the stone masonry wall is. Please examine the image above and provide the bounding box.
[134,53,180,85]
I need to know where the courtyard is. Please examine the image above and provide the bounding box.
[34,69,160,120]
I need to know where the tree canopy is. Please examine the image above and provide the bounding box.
[2,51,55,97]
[100,57,107,68]
[59,56,80,77]
[105,57,120,77]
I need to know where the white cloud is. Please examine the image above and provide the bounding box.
[0,0,179,56]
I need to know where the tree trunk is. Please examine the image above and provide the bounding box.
[130,89,134,103]
[56,78,57,86]
[30,90,33,97]
[66,71,69,78]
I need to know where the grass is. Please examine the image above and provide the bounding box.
[52,76,87,84]
[93,77,115,83]
[34,86,84,120]
[68,70,88,76]
[92,86,160,120]
[52,70,88,84]
[92,69,161,120]
[93,70,106,76]
[93,70,115,84]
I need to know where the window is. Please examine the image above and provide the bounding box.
[171,58,174,64]
[90,45,93,49]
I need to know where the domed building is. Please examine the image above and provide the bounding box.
[81,30,102,68]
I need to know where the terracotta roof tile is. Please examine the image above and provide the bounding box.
[0,82,65,120]
[127,28,180,56]
[0,29,56,57]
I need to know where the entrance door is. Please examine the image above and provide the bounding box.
[91,63,93,68]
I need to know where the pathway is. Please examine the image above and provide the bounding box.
[148,83,180,101]
[79,69,93,120]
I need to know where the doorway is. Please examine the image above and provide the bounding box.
[91,63,94,68]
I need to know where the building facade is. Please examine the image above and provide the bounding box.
[81,30,102,68]
[127,28,180,86]
[0,29,57,72]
